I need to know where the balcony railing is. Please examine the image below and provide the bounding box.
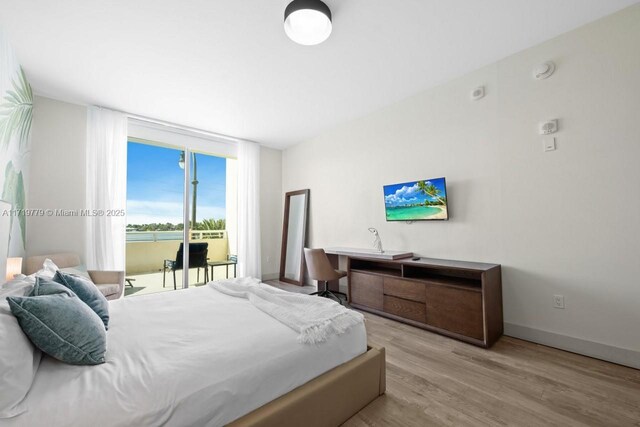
[126,230,226,242]
[126,230,229,275]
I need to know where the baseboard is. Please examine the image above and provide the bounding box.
[261,273,279,281]
[504,322,640,370]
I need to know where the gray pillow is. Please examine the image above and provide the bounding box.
[30,276,74,297]
[53,271,109,330]
[6,292,107,366]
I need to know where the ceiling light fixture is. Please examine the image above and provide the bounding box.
[284,0,332,46]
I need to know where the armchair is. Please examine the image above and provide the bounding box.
[25,252,125,300]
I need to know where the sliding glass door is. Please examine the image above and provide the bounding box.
[124,140,235,297]
[185,150,236,284]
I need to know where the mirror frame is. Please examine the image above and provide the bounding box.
[279,189,310,286]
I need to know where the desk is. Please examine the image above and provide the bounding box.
[323,247,413,292]
[208,260,237,281]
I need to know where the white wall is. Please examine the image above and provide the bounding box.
[27,96,87,258]
[0,31,32,258]
[260,146,283,280]
[27,96,283,278]
[282,6,640,367]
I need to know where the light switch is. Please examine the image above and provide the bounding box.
[543,137,556,152]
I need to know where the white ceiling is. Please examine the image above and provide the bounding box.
[0,0,637,148]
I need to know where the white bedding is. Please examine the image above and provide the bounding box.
[212,277,364,344]
[3,285,367,427]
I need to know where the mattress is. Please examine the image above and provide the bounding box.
[4,285,367,427]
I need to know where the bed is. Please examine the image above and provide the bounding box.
[4,283,385,426]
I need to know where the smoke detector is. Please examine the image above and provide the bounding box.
[533,61,556,80]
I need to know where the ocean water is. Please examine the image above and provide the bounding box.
[385,205,445,221]
[126,231,183,242]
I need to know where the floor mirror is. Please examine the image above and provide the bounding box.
[279,189,309,285]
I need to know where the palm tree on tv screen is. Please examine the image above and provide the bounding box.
[417,180,445,206]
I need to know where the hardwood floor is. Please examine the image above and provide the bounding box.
[265,280,640,426]
[345,312,640,426]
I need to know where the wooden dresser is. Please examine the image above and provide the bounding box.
[347,256,503,348]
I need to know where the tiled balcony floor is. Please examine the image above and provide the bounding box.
[124,265,237,297]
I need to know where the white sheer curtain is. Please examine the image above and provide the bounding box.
[85,107,128,270]
[237,140,261,279]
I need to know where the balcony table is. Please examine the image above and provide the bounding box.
[208,260,237,281]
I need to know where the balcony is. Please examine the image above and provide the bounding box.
[125,230,233,297]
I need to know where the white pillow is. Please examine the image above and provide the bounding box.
[0,298,42,418]
[37,258,59,279]
[12,258,59,284]
[0,277,35,298]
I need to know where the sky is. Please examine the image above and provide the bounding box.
[383,177,447,207]
[126,141,226,225]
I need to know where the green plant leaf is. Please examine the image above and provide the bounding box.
[0,67,33,150]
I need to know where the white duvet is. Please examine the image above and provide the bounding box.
[3,285,366,427]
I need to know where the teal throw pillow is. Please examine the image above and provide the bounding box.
[53,271,109,330]
[30,276,74,297]
[6,292,107,365]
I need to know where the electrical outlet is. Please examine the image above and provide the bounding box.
[553,294,565,309]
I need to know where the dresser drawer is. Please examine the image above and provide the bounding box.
[349,271,383,310]
[383,295,426,323]
[383,277,426,303]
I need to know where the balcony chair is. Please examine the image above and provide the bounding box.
[163,242,209,290]
[304,248,348,305]
[25,252,125,300]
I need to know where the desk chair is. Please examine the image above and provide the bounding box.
[304,248,348,304]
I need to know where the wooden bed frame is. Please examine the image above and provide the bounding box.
[229,345,386,427]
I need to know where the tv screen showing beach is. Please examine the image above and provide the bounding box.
[383,177,448,221]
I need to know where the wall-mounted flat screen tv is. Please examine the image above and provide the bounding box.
[383,177,448,221]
